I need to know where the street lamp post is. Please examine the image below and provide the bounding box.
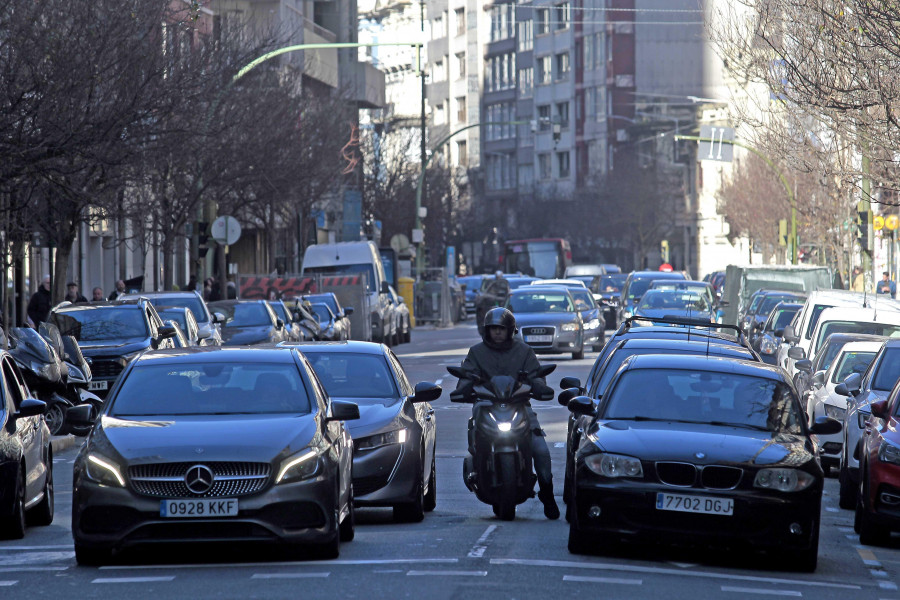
[674,134,799,265]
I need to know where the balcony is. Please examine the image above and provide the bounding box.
[346,60,386,109]
[302,16,339,88]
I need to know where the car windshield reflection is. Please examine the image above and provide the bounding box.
[305,352,399,402]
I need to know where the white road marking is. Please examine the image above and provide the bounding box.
[721,587,801,596]
[251,573,330,579]
[489,559,861,590]
[0,567,67,573]
[467,525,498,558]
[100,558,459,570]
[93,576,176,584]
[669,563,699,568]
[0,545,73,551]
[564,575,641,585]
[0,581,16,587]
[871,570,889,578]
[825,507,839,513]
[553,443,566,448]
[879,582,899,590]
[407,571,487,577]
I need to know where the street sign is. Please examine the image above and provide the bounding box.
[887,214,899,231]
[411,229,424,244]
[698,125,734,162]
[874,215,885,231]
[210,216,241,245]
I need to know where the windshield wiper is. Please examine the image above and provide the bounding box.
[708,420,770,431]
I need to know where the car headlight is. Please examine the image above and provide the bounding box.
[584,453,643,478]
[759,335,777,355]
[879,441,900,465]
[355,428,407,450]
[824,405,846,421]
[753,468,814,492]
[85,453,125,487]
[276,449,321,484]
[561,323,578,332]
[623,308,633,318]
[586,318,601,330]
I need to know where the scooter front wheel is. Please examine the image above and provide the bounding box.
[494,454,517,521]
[44,403,66,436]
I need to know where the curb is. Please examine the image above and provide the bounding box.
[51,435,83,454]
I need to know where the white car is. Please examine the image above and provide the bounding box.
[804,340,882,472]
[530,278,587,288]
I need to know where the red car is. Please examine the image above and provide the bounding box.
[856,376,900,545]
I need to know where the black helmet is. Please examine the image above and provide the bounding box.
[482,307,516,348]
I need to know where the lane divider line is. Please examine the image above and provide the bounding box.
[100,558,459,570]
[467,525,498,558]
[93,576,176,584]
[251,573,330,579]
[0,581,17,587]
[407,570,487,577]
[563,575,642,585]
[720,586,801,596]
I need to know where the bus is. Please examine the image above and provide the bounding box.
[501,238,572,279]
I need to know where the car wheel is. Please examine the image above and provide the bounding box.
[394,464,426,523]
[317,525,341,559]
[339,497,355,542]
[838,463,856,510]
[0,466,26,540]
[567,517,591,555]
[27,455,53,526]
[404,324,411,344]
[44,403,66,437]
[74,544,113,566]
[572,346,585,360]
[424,455,437,512]
[858,470,890,546]
[791,518,819,573]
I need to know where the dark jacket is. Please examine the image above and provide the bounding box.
[65,293,87,303]
[455,338,546,396]
[27,287,52,326]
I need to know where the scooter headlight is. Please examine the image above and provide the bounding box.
[67,364,87,384]
[497,422,512,432]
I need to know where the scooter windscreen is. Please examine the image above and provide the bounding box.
[9,327,64,383]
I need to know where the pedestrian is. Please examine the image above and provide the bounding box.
[64,282,88,303]
[226,276,237,299]
[208,277,222,302]
[108,280,126,301]
[877,271,897,298]
[851,267,865,292]
[91,287,105,302]
[185,275,198,293]
[203,278,213,300]
[27,274,52,327]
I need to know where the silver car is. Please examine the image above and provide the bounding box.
[120,291,222,346]
[506,286,584,359]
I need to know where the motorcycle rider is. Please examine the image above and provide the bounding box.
[456,307,560,519]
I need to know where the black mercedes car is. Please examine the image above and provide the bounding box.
[287,341,441,522]
[68,346,359,564]
[208,300,287,346]
[565,354,840,572]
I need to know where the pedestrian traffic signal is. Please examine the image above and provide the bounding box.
[857,208,872,252]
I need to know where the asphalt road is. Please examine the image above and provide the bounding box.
[3,322,900,599]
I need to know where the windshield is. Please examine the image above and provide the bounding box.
[158,310,188,333]
[599,274,626,293]
[267,302,290,323]
[638,291,709,312]
[805,304,835,339]
[303,294,339,315]
[111,362,311,416]
[814,320,900,355]
[305,352,398,401]
[747,293,764,314]
[304,264,377,292]
[767,308,799,332]
[52,308,149,341]
[507,291,573,313]
[832,351,877,384]
[147,297,208,324]
[570,289,596,310]
[211,303,272,327]
[505,241,562,279]
[311,304,333,322]
[604,369,803,434]
[873,347,900,391]
[758,295,800,317]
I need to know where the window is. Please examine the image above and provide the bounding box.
[518,164,534,190]
[433,15,444,38]
[456,96,467,122]
[537,104,551,131]
[456,52,466,79]
[555,52,570,80]
[555,2,570,30]
[435,102,445,125]
[490,4,515,41]
[486,153,514,191]
[519,67,533,98]
[518,123,534,148]
[536,8,550,35]
[488,52,516,91]
[537,55,552,84]
[557,151,570,178]
[518,19,533,51]
[455,8,465,36]
[457,140,467,166]
[433,59,445,82]
[539,153,552,179]
[555,101,569,129]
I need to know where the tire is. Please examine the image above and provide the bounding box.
[44,403,66,437]
[317,528,341,559]
[567,519,591,554]
[424,455,437,512]
[0,466,26,540]
[838,464,856,510]
[339,498,355,542]
[572,346,585,360]
[394,462,426,523]
[794,520,819,573]
[858,474,890,546]
[74,545,113,566]
[27,456,53,526]
[494,454,517,521]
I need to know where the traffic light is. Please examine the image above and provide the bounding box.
[198,221,210,258]
[857,207,872,253]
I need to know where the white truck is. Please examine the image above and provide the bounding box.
[300,241,396,344]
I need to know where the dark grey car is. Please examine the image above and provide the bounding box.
[291,341,441,522]
[68,347,359,564]
[208,300,287,346]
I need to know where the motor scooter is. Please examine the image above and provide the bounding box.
[8,326,71,435]
[447,363,555,520]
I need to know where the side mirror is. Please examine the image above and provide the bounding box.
[871,400,889,419]
[560,376,582,390]
[65,403,94,429]
[567,396,597,417]
[327,400,360,422]
[811,370,826,387]
[843,372,862,396]
[197,328,211,340]
[783,325,798,343]
[535,364,557,378]
[446,365,466,379]
[795,359,812,373]
[381,281,390,294]
[213,312,227,324]
[558,387,580,407]
[787,346,806,360]
[774,328,785,338]
[157,325,177,340]
[834,382,850,397]
[275,318,284,329]
[344,307,354,317]
[412,381,442,403]
[809,416,842,435]
[15,397,47,419]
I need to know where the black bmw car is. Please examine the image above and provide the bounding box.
[68,346,359,564]
[566,354,840,572]
[288,341,441,522]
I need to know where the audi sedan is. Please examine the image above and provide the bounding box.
[68,347,359,565]
[288,341,441,522]
[566,354,840,572]
[506,286,585,360]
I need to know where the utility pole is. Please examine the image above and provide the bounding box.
[416,0,427,279]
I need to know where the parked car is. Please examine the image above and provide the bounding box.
[67,346,360,564]
[565,354,840,571]
[301,293,353,340]
[208,300,288,346]
[387,285,412,343]
[0,350,54,539]
[156,306,202,347]
[268,299,314,342]
[51,299,178,398]
[119,290,222,346]
[740,290,807,337]
[292,341,441,521]
[505,285,585,359]
[794,332,887,404]
[753,301,804,365]
[309,303,348,341]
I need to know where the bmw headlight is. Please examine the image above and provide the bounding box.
[879,441,900,466]
[85,454,125,487]
[584,453,643,478]
[759,335,777,355]
[561,323,578,332]
[276,449,321,484]
[824,405,846,421]
[355,428,407,450]
[753,468,814,492]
